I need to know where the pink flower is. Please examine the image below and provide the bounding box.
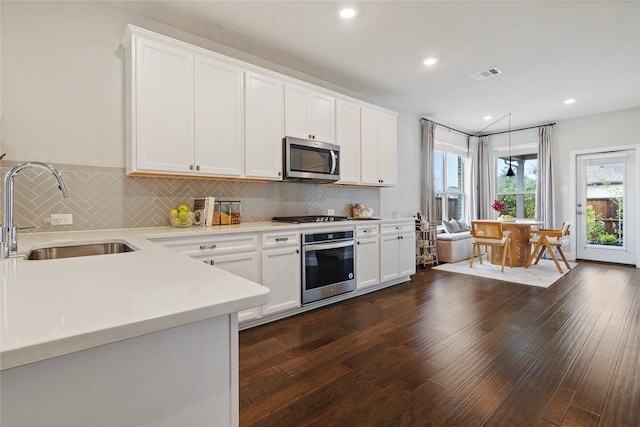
[492,199,506,212]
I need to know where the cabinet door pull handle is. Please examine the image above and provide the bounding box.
[200,244,217,250]
[196,165,201,171]
[275,237,289,242]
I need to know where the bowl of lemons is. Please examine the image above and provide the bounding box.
[498,214,516,222]
[170,204,193,227]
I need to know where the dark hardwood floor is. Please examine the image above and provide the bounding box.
[239,261,640,426]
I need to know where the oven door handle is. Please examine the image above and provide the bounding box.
[303,240,354,252]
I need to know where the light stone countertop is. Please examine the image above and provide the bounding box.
[0,218,412,370]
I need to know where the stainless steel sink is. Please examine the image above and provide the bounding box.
[26,240,138,260]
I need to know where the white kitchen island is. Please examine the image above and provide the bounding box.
[0,228,270,427]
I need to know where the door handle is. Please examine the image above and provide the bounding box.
[576,211,583,215]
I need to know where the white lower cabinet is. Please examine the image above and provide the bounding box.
[380,223,416,282]
[150,221,414,328]
[260,231,301,315]
[204,252,261,323]
[149,233,261,322]
[356,225,380,289]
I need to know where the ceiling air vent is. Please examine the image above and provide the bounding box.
[470,67,503,80]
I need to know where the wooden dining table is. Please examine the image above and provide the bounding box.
[473,219,546,267]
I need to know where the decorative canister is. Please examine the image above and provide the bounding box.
[230,201,241,224]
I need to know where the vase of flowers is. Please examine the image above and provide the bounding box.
[492,199,507,220]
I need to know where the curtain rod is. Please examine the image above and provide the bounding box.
[479,122,556,137]
[420,117,474,136]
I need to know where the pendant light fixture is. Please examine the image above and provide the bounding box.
[506,113,515,177]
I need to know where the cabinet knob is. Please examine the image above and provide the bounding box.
[357,241,360,245]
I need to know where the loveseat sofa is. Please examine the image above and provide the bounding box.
[436,219,479,263]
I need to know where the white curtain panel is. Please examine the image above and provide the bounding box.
[537,125,554,227]
[469,136,491,220]
[421,120,437,222]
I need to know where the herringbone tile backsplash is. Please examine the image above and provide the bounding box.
[0,162,380,232]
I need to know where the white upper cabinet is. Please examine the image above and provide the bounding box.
[132,36,194,174]
[335,99,361,185]
[360,107,398,186]
[244,71,284,180]
[284,83,335,143]
[194,54,243,177]
[123,25,396,185]
[126,30,243,177]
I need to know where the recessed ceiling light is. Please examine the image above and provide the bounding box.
[564,98,576,104]
[483,115,492,121]
[423,58,438,66]
[340,8,356,19]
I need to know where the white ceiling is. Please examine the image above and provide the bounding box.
[110,1,640,133]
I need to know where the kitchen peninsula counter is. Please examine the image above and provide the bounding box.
[0,226,273,427]
[1,227,272,370]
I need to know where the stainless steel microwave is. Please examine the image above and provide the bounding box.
[283,137,340,183]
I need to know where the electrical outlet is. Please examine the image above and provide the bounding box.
[327,209,335,216]
[51,213,73,225]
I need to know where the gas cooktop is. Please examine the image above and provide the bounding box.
[272,215,349,224]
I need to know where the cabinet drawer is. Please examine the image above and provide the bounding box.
[356,225,379,237]
[261,231,300,248]
[152,233,258,256]
[381,223,414,235]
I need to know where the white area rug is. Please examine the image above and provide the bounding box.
[432,258,577,288]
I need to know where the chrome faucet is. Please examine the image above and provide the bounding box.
[2,162,69,259]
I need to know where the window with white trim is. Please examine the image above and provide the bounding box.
[495,152,538,218]
[435,150,464,224]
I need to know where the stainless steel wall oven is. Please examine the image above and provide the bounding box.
[301,230,355,304]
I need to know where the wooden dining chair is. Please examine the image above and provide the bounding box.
[470,221,512,272]
[526,221,571,273]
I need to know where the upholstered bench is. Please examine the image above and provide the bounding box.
[437,231,474,263]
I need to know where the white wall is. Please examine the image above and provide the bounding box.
[1,1,130,166]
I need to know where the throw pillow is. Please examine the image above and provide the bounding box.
[456,219,470,232]
[442,219,461,233]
